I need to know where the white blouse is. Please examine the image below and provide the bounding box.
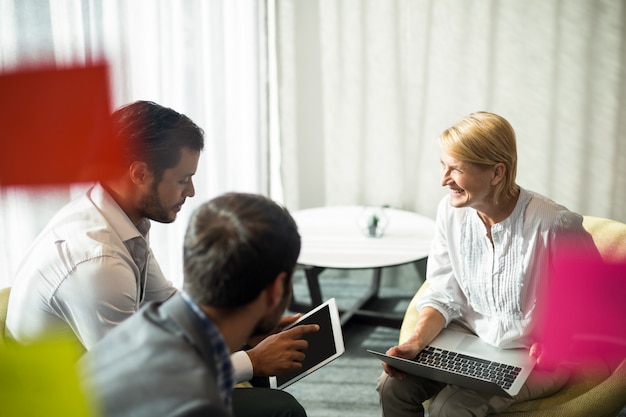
[416,188,592,349]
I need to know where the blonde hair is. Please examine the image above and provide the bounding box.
[439,111,518,205]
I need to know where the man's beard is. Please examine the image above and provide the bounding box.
[139,182,175,224]
[251,282,293,337]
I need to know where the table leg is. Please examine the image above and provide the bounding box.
[339,267,382,326]
[346,258,428,328]
[413,257,427,282]
[289,266,325,313]
[305,266,325,306]
[289,258,427,327]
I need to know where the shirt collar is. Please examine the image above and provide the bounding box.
[180,291,234,409]
[90,183,150,242]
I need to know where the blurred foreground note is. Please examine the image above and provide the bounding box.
[0,64,120,187]
[0,339,96,417]
[534,248,626,370]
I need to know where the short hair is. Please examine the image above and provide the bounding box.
[439,111,518,205]
[183,192,301,309]
[112,100,204,182]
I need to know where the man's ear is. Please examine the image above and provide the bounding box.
[128,161,150,185]
[491,163,506,186]
[265,272,287,309]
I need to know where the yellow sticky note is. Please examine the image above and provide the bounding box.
[0,339,97,417]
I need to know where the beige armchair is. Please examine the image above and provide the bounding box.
[399,216,626,417]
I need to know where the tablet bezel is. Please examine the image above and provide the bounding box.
[269,298,345,389]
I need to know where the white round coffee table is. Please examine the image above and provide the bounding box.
[291,206,435,327]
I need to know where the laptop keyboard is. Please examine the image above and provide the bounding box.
[415,346,522,390]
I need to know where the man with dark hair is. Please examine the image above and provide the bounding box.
[6,100,313,417]
[6,100,204,347]
[80,193,315,417]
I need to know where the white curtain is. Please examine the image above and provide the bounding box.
[273,0,626,224]
[0,0,266,288]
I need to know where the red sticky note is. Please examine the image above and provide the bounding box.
[0,63,121,186]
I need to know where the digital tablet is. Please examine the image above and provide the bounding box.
[269,298,345,389]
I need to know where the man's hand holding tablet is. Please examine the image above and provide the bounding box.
[270,298,346,389]
[247,315,320,376]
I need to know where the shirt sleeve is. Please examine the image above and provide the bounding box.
[230,350,254,384]
[551,210,601,261]
[143,249,178,303]
[415,198,467,325]
[51,256,149,350]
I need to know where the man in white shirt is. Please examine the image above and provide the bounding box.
[6,100,314,417]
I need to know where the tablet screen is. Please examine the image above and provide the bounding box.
[270,298,345,389]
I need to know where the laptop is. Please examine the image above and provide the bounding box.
[270,298,345,389]
[368,328,535,397]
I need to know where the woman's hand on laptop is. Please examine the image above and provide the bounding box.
[382,307,446,379]
[529,342,558,371]
[383,343,421,379]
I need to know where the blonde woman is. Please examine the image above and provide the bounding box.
[377,112,597,417]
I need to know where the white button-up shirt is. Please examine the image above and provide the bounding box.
[417,188,593,349]
[6,184,176,349]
